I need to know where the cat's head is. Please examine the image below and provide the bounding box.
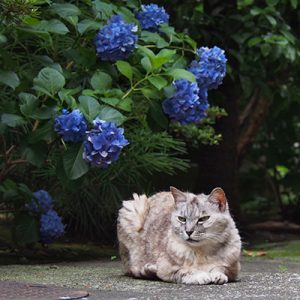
[170,186,231,246]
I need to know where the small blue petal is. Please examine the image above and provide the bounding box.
[162,79,209,124]
[83,120,129,168]
[54,109,87,142]
[95,15,138,61]
[136,4,169,32]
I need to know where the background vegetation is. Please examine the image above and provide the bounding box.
[1,0,300,248]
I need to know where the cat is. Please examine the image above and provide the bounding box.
[117,186,241,285]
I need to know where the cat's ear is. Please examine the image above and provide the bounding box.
[170,186,186,204]
[208,187,227,212]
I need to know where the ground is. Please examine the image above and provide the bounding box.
[0,257,300,300]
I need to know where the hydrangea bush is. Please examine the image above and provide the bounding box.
[27,190,65,244]
[0,0,227,244]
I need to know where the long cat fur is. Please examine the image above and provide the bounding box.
[117,187,241,285]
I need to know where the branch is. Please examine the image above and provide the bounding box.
[238,93,271,164]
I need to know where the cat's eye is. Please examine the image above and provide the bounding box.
[177,216,186,223]
[198,216,210,223]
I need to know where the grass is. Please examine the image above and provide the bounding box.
[244,240,300,261]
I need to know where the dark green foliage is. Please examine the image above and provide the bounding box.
[0,0,223,242]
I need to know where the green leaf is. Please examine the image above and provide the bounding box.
[98,106,126,125]
[63,143,89,180]
[141,56,152,73]
[237,0,254,9]
[27,121,53,144]
[141,88,161,99]
[264,35,288,46]
[77,19,102,35]
[23,143,47,167]
[19,93,38,118]
[100,97,133,112]
[33,67,65,96]
[34,19,69,35]
[247,37,262,47]
[266,0,280,5]
[140,31,169,48]
[0,70,20,89]
[265,15,277,27]
[148,76,168,90]
[290,0,298,9]
[167,69,196,82]
[152,49,176,69]
[0,34,7,44]
[79,96,102,122]
[13,213,40,245]
[90,71,112,90]
[1,114,26,127]
[148,101,168,130]
[260,43,272,56]
[116,61,133,82]
[51,3,81,19]
[93,0,115,19]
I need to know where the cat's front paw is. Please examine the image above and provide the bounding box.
[182,272,212,285]
[210,271,228,284]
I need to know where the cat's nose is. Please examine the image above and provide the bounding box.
[186,231,194,236]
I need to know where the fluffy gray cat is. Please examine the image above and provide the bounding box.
[117,187,241,285]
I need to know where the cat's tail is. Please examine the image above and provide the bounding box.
[118,193,149,233]
[117,193,150,277]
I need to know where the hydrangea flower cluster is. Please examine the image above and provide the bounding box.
[83,119,129,168]
[95,15,138,61]
[54,109,87,142]
[136,4,169,32]
[26,190,53,214]
[26,190,65,244]
[40,210,65,244]
[188,46,227,90]
[162,80,209,125]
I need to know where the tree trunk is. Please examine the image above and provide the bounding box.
[190,88,241,221]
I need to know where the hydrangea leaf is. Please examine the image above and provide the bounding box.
[51,3,81,19]
[33,67,65,96]
[148,76,168,90]
[23,143,47,167]
[63,143,89,180]
[116,61,133,82]
[98,106,126,125]
[90,71,112,90]
[33,19,69,35]
[0,70,20,89]
[79,96,102,122]
[100,97,133,112]
[77,19,102,35]
[13,213,40,245]
[140,31,169,48]
[141,56,152,73]
[167,69,196,82]
[27,121,54,143]
[152,49,176,69]
[19,93,38,118]
[1,113,26,127]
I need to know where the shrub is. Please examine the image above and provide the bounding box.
[0,0,226,244]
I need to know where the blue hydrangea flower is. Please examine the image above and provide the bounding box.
[26,190,53,215]
[188,46,227,90]
[162,79,208,124]
[83,119,129,168]
[95,15,138,61]
[136,4,169,32]
[40,209,65,244]
[54,109,88,142]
